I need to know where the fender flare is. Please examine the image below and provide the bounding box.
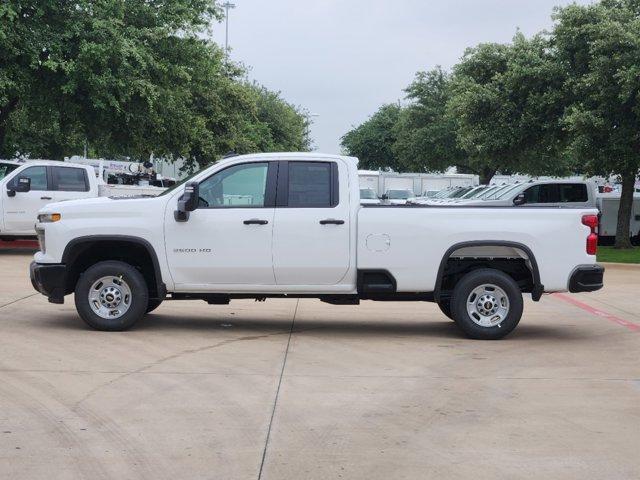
[433,240,543,302]
[62,235,166,298]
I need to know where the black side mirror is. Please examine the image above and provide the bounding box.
[7,177,31,197]
[513,193,526,206]
[380,194,389,200]
[174,182,200,222]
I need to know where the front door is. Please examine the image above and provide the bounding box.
[164,161,277,287]
[2,166,55,235]
[272,160,351,285]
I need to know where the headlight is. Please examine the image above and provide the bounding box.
[36,228,45,253]
[37,213,61,223]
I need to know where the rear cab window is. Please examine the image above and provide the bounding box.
[278,161,339,208]
[51,166,89,192]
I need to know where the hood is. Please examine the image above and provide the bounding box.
[38,195,164,215]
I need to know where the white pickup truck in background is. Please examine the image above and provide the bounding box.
[0,159,165,239]
[30,153,604,339]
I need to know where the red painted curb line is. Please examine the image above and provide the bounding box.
[553,293,640,332]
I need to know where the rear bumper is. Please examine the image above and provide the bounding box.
[568,264,604,293]
[30,261,66,304]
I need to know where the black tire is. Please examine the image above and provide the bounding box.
[74,260,148,331]
[145,299,163,314]
[437,299,454,320]
[450,268,523,340]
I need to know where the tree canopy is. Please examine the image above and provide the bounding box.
[341,0,640,248]
[0,0,309,166]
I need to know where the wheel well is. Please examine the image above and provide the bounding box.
[437,244,538,300]
[63,240,161,299]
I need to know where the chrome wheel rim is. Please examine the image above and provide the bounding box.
[466,284,509,327]
[88,276,132,319]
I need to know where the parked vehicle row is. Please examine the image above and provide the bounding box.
[31,152,604,340]
[410,178,638,243]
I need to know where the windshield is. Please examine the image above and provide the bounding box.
[386,190,412,199]
[476,185,502,199]
[450,186,474,198]
[485,184,517,200]
[460,186,486,199]
[433,189,455,198]
[0,163,19,181]
[360,189,377,199]
[494,183,523,199]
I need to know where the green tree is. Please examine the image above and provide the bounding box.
[393,67,467,174]
[0,1,308,167]
[553,0,640,248]
[449,33,569,184]
[340,103,403,171]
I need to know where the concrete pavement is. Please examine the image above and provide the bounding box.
[0,251,639,479]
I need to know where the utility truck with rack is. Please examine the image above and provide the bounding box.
[30,153,604,340]
[0,159,166,240]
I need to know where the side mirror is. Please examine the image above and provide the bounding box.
[174,182,200,222]
[380,194,388,200]
[513,193,526,206]
[7,177,31,197]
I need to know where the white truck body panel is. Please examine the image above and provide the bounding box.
[357,206,594,292]
[33,153,599,297]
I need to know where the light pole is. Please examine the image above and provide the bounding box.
[222,2,236,56]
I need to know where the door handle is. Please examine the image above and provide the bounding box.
[40,196,53,200]
[243,219,268,225]
[319,219,345,225]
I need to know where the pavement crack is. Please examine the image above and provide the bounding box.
[257,299,299,480]
[73,329,290,408]
[0,293,38,309]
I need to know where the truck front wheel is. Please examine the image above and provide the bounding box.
[450,269,523,340]
[74,260,149,331]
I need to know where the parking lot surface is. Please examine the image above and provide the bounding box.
[1,250,639,480]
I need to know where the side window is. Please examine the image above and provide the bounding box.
[199,162,268,207]
[523,184,559,203]
[9,166,48,191]
[52,167,89,192]
[558,184,588,203]
[523,185,540,203]
[287,162,336,208]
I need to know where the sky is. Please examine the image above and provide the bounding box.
[210,0,592,154]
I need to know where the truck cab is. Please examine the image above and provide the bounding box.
[0,160,95,239]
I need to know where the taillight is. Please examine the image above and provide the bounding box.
[582,214,598,255]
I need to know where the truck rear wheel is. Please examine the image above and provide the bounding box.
[450,269,523,340]
[74,260,148,331]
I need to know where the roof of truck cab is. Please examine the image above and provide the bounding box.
[217,152,359,168]
[0,159,91,169]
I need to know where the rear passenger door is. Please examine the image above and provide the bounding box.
[272,160,351,285]
[50,166,93,202]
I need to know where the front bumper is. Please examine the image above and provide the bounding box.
[568,264,605,293]
[30,261,67,304]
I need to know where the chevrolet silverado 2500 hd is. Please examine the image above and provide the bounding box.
[30,153,604,339]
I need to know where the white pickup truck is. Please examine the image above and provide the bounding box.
[30,153,604,339]
[0,159,165,239]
